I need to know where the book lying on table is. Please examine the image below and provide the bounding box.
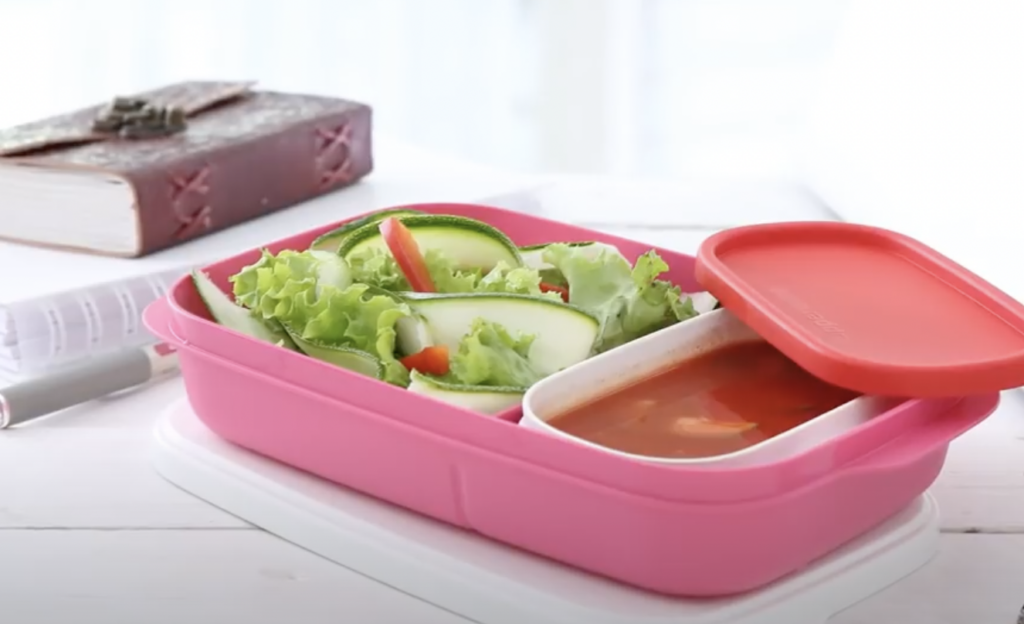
[0,81,373,258]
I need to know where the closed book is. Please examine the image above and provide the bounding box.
[0,81,373,257]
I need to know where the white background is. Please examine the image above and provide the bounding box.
[0,0,848,176]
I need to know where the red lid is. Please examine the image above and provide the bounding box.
[694,221,1024,397]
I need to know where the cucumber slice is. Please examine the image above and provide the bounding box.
[519,241,624,272]
[408,371,524,415]
[309,208,423,252]
[338,214,522,271]
[284,329,386,380]
[191,270,295,348]
[402,292,599,376]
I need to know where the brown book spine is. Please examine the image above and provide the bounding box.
[124,103,372,256]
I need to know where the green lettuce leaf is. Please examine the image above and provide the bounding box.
[294,284,411,386]
[230,249,351,325]
[444,318,544,388]
[345,245,410,292]
[346,247,555,298]
[425,250,485,293]
[542,244,698,352]
[229,249,411,386]
[476,261,548,295]
[346,247,478,292]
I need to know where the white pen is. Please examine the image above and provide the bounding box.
[0,341,180,429]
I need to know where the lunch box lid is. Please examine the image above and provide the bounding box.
[693,221,1024,397]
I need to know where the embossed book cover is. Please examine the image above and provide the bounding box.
[0,81,373,257]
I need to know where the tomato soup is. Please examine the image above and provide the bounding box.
[545,340,859,459]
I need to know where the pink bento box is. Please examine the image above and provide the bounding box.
[143,203,1000,597]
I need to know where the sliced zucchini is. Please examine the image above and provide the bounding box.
[309,208,423,252]
[285,330,385,380]
[408,371,524,415]
[402,292,599,376]
[519,241,624,272]
[191,270,296,348]
[360,283,406,302]
[338,214,522,271]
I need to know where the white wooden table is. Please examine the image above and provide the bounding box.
[1,155,1022,624]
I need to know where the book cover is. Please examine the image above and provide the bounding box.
[0,81,373,258]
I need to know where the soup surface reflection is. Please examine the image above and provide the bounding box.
[546,341,860,459]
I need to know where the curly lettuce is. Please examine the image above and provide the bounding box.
[542,244,697,352]
[230,249,351,325]
[347,246,556,298]
[230,249,412,386]
[445,318,544,388]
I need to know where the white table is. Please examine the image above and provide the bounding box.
[1,156,1022,624]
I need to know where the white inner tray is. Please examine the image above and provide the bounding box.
[152,399,941,624]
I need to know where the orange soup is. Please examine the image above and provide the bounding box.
[545,341,859,459]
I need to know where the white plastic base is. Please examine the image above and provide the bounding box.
[152,399,941,624]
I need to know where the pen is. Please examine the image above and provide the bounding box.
[0,342,180,429]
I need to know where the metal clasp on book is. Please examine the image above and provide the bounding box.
[92,97,187,140]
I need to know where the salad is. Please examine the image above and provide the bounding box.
[192,207,719,414]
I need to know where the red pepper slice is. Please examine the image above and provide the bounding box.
[379,217,436,292]
[539,282,569,302]
[400,346,450,376]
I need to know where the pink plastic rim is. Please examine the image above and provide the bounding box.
[147,203,1002,503]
